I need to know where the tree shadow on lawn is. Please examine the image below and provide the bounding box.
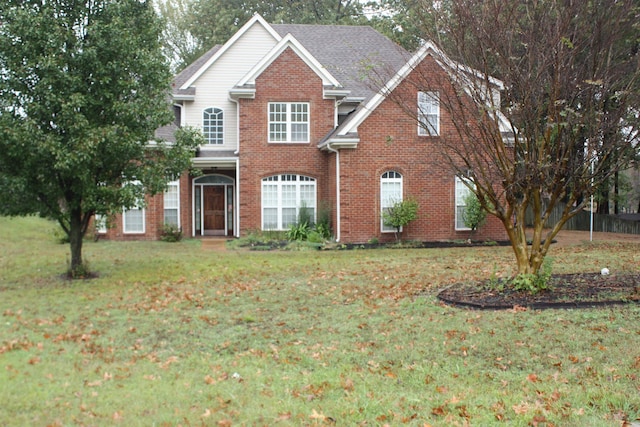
[437,272,640,310]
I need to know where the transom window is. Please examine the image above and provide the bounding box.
[418,91,439,136]
[203,107,223,144]
[268,102,309,143]
[262,174,316,230]
[455,176,474,230]
[381,171,403,232]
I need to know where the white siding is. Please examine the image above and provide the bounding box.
[182,23,279,151]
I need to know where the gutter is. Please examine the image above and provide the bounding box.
[326,143,341,242]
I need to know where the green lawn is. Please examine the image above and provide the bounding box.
[1,216,639,426]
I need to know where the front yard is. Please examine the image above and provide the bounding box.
[1,216,639,426]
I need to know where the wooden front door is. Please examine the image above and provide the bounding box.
[203,186,225,234]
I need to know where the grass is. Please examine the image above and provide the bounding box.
[1,216,639,426]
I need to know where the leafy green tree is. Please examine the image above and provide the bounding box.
[0,0,202,277]
[462,192,488,234]
[383,198,419,242]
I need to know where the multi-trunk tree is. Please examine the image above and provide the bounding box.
[393,0,640,278]
[0,0,202,277]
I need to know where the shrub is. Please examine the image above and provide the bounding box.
[462,192,488,232]
[382,197,419,241]
[286,221,310,241]
[160,224,183,242]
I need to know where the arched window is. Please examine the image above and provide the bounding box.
[262,174,316,230]
[381,171,403,232]
[203,107,223,144]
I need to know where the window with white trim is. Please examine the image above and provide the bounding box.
[123,204,145,234]
[203,107,223,144]
[381,171,403,232]
[123,182,145,234]
[418,91,439,136]
[164,180,179,226]
[95,214,107,233]
[268,102,309,142]
[262,174,316,230]
[455,176,474,230]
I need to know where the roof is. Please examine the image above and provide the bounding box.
[170,17,410,102]
[172,44,222,98]
[272,23,410,101]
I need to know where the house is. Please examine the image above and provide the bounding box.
[99,14,507,243]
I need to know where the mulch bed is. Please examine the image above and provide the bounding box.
[437,273,640,310]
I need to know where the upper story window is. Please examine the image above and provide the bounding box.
[418,91,439,136]
[268,102,309,143]
[203,107,223,145]
[381,171,403,233]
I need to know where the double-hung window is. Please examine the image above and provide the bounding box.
[418,91,439,136]
[164,180,180,227]
[203,107,224,144]
[123,181,145,234]
[381,171,403,232]
[262,174,316,230]
[455,176,474,230]
[268,102,309,142]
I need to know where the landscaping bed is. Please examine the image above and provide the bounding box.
[438,272,640,310]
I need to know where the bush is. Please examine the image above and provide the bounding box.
[160,224,183,242]
[462,192,489,232]
[382,197,419,241]
[286,221,310,241]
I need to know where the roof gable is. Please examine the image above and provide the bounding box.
[235,33,343,92]
[334,41,506,138]
[178,14,282,91]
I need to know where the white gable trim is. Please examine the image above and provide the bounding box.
[179,14,282,90]
[337,40,505,136]
[236,33,342,89]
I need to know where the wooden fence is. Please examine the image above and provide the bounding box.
[526,203,640,235]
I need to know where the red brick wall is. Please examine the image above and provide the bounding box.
[238,47,335,232]
[337,56,506,243]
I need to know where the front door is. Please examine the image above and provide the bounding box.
[203,186,225,235]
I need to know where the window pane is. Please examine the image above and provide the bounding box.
[203,108,224,144]
[263,208,278,230]
[418,91,439,136]
[261,174,316,230]
[269,103,287,142]
[124,208,144,233]
[381,171,403,232]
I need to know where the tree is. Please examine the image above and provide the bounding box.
[462,192,488,234]
[382,198,419,242]
[0,0,201,277]
[391,0,640,277]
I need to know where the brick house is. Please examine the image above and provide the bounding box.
[99,14,507,243]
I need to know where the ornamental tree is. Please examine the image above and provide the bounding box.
[0,0,201,277]
[389,0,640,276]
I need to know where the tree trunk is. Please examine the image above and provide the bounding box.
[68,207,86,277]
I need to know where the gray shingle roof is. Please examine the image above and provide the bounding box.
[172,44,222,96]
[272,24,410,100]
[171,22,410,101]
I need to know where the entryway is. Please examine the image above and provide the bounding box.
[193,174,235,237]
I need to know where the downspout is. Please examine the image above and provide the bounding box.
[326,143,341,242]
[229,96,241,237]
